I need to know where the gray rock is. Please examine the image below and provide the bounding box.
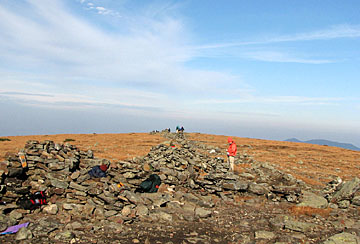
[239,172,255,179]
[297,191,328,208]
[69,181,87,192]
[323,232,360,244]
[43,204,59,215]
[338,200,351,209]
[150,211,173,222]
[136,204,149,216]
[9,210,23,220]
[352,196,360,206]
[123,172,136,179]
[50,179,69,189]
[269,215,288,230]
[15,226,33,240]
[222,181,249,191]
[284,220,317,233]
[123,191,144,205]
[195,207,211,218]
[331,177,360,203]
[255,231,276,240]
[97,193,117,204]
[65,221,83,230]
[104,210,118,217]
[63,203,78,210]
[48,161,65,171]
[30,216,61,236]
[70,171,81,180]
[121,205,132,216]
[54,230,75,240]
[248,183,269,195]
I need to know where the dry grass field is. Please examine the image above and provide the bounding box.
[1,132,359,187]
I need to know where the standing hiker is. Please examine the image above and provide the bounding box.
[227,137,237,172]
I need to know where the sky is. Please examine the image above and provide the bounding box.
[0,0,359,146]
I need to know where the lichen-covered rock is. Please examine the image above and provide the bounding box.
[297,191,328,208]
[330,177,360,203]
[323,232,360,244]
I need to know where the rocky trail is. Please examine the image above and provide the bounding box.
[0,131,360,243]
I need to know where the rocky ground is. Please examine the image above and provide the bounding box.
[0,131,360,243]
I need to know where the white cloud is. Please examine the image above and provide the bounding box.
[96,6,105,11]
[196,24,360,50]
[195,95,344,105]
[0,0,356,127]
[244,51,334,64]
[0,0,242,94]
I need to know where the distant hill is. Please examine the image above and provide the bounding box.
[285,138,360,151]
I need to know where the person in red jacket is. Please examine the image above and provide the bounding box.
[227,137,237,171]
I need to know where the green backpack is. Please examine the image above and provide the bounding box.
[138,174,161,193]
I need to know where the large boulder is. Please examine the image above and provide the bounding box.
[297,191,328,208]
[331,177,360,203]
[323,232,360,244]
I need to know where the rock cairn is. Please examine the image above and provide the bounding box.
[323,176,360,209]
[0,135,359,243]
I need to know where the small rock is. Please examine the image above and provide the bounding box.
[70,171,81,180]
[15,226,32,240]
[323,232,360,244]
[195,207,211,218]
[55,230,75,240]
[43,204,59,215]
[255,230,275,240]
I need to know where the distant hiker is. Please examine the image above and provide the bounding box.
[227,137,237,172]
[180,126,184,132]
[88,164,108,178]
[176,125,180,133]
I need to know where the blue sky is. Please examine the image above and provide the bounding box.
[0,0,359,146]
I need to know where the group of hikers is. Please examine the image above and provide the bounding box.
[175,125,185,133]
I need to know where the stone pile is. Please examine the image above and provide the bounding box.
[0,136,359,243]
[323,177,360,209]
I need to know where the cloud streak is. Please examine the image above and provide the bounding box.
[244,51,334,64]
[195,95,344,105]
[0,0,245,106]
[0,0,357,130]
[196,24,360,49]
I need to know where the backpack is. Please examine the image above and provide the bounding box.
[137,174,161,193]
[17,191,47,210]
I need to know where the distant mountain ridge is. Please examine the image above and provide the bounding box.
[284,138,360,151]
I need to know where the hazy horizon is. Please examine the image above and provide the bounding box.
[1,1,359,147]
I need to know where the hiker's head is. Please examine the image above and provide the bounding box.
[100,164,108,172]
[227,137,233,144]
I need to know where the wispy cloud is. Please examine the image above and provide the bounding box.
[193,25,360,64]
[244,51,334,64]
[0,0,246,106]
[79,0,121,17]
[196,24,360,49]
[195,95,344,106]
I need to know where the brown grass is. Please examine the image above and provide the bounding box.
[0,133,164,162]
[288,206,332,218]
[1,132,360,188]
[188,133,360,187]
